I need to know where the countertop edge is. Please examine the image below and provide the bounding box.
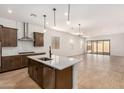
[27,55,80,70]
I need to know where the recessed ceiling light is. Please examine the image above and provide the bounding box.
[64,12,68,16]
[8,9,12,14]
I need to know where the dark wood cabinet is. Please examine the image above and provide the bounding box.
[0,25,2,42]
[55,67,72,89]
[0,26,17,47]
[0,53,46,73]
[21,52,46,67]
[0,68,2,72]
[29,62,56,88]
[28,59,43,87]
[43,66,55,89]
[21,55,28,67]
[2,55,21,72]
[28,59,37,80]
[2,55,29,72]
[28,59,72,89]
[37,64,43,87]
[2,27,17,47]
[34,32,44,47]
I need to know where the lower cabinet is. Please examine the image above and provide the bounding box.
[28,59,72,89]
[21,53,46,68]
[2,55,30,72]
[1,53,46,73]
[0,66,2,72]
[28,59,43,87]
[21,55,28,67]
[2,55,22,72]
[28,59,36,80]
[43,66,55,89]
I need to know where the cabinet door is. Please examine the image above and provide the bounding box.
[11,55,22,69]
[43,66,55,89]
[2,55,21,72]
[28,59,43,87]
[34,32,44,47]
[28,59,38,81]
[36,63,43,87]
[0,25,2,42]
[0,26,2,72]
[28,59,33,77]
[2,56,13,71]
[2,27,17,47]
[21,55,28,67]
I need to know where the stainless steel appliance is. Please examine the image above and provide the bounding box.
[18,22,33,41]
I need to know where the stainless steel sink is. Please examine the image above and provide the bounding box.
[38,57,52,61]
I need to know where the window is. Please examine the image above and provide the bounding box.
[51,37,60,49]
[103,41,110,55]
[98,41,103,54]
[87,41,92,53]
[87,40,110,55]
[92,41,97,54]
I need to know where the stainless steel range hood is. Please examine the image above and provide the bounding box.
[18,22,33,41]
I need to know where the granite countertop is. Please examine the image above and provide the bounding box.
[27,55,80,70]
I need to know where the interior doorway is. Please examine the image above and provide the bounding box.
[87,40,110,55]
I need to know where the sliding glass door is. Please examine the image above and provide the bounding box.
[103,41,110,55]
[98,41,104,54]
[92,41,97,54]
[87,41,92,53]
[87,40,110,55]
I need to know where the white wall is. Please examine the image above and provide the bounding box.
[86,33,124,56]
[45,30,85,56]
[0,17,84,56]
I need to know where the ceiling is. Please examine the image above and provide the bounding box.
[0,4,124,36]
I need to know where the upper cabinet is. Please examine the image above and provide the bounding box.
[0,25,2,42]
[0,25,17,47]
[33,32,44,47]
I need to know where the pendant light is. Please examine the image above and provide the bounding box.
[66,4,70,25]
[78,24,81,36]
[53,8,56,27]
[43,14,46,33]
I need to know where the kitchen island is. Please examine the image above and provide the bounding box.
[27,55,80,89]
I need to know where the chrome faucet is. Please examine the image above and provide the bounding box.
[49,46,52,58]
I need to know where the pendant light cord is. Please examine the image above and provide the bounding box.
[68,4,70,21]
[43,15,46,30]
[53,8,56,27]
[78,24,81,36]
